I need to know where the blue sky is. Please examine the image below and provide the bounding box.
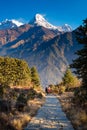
[0,0,87,29]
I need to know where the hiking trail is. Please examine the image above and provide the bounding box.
[25,95,74,130]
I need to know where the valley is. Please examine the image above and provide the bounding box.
[0,14,82,87]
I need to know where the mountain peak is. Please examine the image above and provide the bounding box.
[29,14,72,32]
[11,19,24,27]
[35,14,45,21]
[62,24,72,32]
[29,13,58,30]
[0,19,24,30]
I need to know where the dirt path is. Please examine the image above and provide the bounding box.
[25,95,74,130]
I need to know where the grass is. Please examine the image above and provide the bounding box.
[11,114,31,130]
[58,92,87,130]
[0,93,45,130]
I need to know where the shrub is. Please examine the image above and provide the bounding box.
[27,88,37,100]
[74,86,87,106]
[11,114,30,130]
[0,84,10,99]
[80,111,87,124]
[36,93,43,98]
[17,93,27,104]
[62,68,80,91]
[0,99,11,112]
[59,85,66,94]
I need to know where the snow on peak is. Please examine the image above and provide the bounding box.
[0,19,24,30]
[35,14,45,22]
[11,19,24,27]
[29,14,72,32]
[29,14,58,30]
[62,24,72,32]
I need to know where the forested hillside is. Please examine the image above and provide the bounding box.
[0,56,44,130]
[0,56,40,87]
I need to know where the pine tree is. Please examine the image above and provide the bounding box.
[0,57,31,86]
[71,19,87,89]
[62,68,79,90]
[31,67,40,86]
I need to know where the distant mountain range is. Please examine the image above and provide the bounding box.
[0,14,72,32]
[0,19,23,30]
[29,14,72,32]
[0,14,82,87]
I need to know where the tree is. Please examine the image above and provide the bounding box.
[14,59,31,86]
[70,19,87,103]
[31,67,40,86]
[0,57,31,86]
[62,68,79,90]
[71,19,87,89]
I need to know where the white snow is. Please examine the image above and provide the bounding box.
[30,14,72,32]
[11,19,23,27]
[62,24,72,32]
[34,14,58,30]
[0,14,72,32]
[0,19,24,30]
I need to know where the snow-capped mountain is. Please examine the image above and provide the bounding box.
[62,24,72,32]
[11,19,24,27]
[29,14,58,30]
[29,14,72,32]
[0,19,23,30]
[0,14,72,32]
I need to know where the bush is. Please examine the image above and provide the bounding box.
[16,88,41,111]
[74,87,87,105]
[0,99,11,112]
[17,93,27,104]
[0,84,10,99]
[27,88,37,100]
[11,114,30,130]
[16,102,26,112]
[0,115,16,130]
[59,85,66,94]
[62,68,80,91]
[36,93,43,98]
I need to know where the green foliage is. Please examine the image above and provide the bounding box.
[74,87,87,104]
[63,69,74,85]
[70,19,87,103]
[0,56,31,86]
[59,85,66,94]
[27,88,37,99]
[48,84,66,94]
[17,88,41,104]
[71,19,87,89]
[31,67,40,86]
[17,92,27,104]
[62,68,80,90]
[0,56,42,109]
[49,84,58,93]
[0,84,10,98]
[16,88,43,111]
[27,88,43,99]
[36,92,43,98]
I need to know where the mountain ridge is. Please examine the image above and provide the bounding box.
[0,19,24,30]
[0,28,82,87]
[0,14,82,87]
[0,14,72,32]
[0,24,31,46]
[29,14,72,32]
